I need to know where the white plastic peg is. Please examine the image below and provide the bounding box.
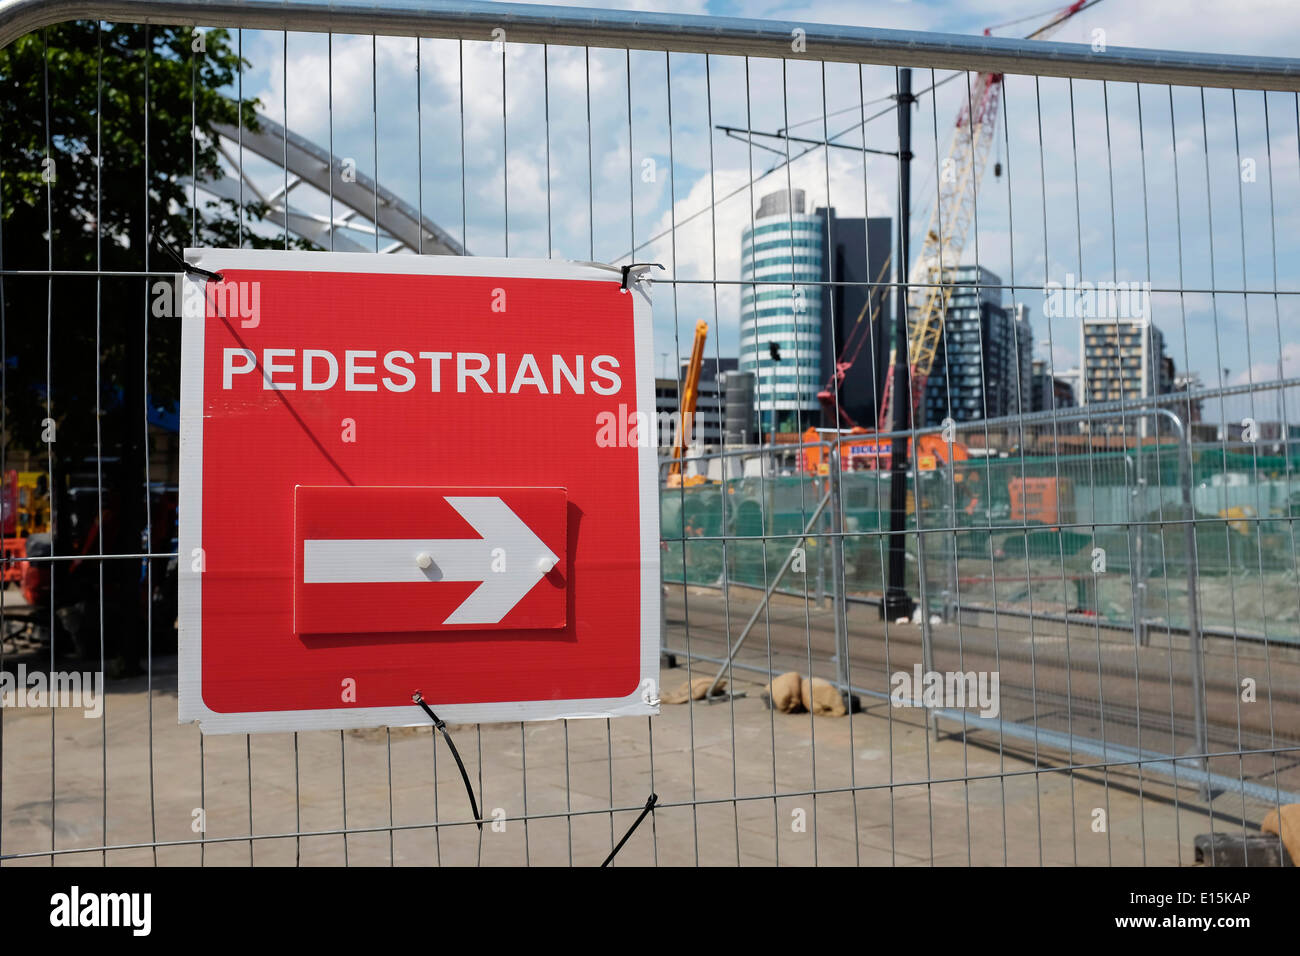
[416,552,433,570]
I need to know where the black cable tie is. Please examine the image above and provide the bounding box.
[413,691,483,831]
[153,232,224,283]
[620,262,664,291]
[600,793,658,867]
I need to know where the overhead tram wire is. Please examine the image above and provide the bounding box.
[615,0,1105,266]
[613,71,963,265]
[779,90,898,134]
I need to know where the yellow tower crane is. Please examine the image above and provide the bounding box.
[879,0,1092,432]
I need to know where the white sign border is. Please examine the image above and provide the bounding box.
[178,249,661,734]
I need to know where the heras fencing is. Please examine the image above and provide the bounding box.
[2,0,1300,867]
[666,382,1300,645]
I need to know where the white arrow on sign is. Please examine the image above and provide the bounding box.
[302,496,560,625]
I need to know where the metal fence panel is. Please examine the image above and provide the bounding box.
[2,0,1299,867]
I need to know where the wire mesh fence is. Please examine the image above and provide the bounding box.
[666,389,1300,644]
[2,0,1299,866]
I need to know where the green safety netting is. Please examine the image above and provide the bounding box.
[661,446,1300,643]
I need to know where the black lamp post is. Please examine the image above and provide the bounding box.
[882,67,916,622]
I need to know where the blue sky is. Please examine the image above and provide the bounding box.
[219,1,1300,411]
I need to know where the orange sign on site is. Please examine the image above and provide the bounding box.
[1008,477,1072,526]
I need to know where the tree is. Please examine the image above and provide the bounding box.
[0,22,298,668]
[1,22,293,448]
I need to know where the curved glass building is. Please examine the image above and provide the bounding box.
[739,190,824,433]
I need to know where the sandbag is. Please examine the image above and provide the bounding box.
[801,677,847,717]
[661,677,725,704]
[1262,803,1300,864]
[765,671,805,713]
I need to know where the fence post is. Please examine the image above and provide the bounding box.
[829,446,856,710]
[944,453,958,623]
[1138,434,1150,645]
[915,477,937,740]
[1126,448,1148,646]
[1169,409,1209,791]
[817,502,828,609]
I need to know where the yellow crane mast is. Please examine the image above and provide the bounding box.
[668,320,709,484]
[879,1,1091,432]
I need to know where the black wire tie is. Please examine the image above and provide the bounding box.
[620,262,664,291]
[601,793,658,867]
[153,232,224,282]
[413,690,483,831]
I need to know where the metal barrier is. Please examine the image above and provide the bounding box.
[2,0,1299,867]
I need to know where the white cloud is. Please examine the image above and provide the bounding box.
[225,0,1300,383]
[1231,340,1300,387]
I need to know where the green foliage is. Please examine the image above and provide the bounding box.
[0,22,306,454]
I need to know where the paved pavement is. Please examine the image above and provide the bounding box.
[0,585,1278,866]
[663,584,1300,807]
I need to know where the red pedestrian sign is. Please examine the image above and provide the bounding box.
[178,251,660,733]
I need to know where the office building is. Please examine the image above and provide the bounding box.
[654,356,738,449]
[739,189,892,433]
[739,190,823,433]
[817,213,893,429]
[1030,359,1077,412]
[1013,303,1034,416]
[921,265,1022,425]
[1056,367,1083,408]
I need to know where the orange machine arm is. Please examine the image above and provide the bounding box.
[670,320,709,476]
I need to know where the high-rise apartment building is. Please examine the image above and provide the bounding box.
[1079,317,1170,405]
[922,265,1023,424]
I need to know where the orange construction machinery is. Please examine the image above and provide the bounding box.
[802,426,970,475]
[666,320,710,489]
